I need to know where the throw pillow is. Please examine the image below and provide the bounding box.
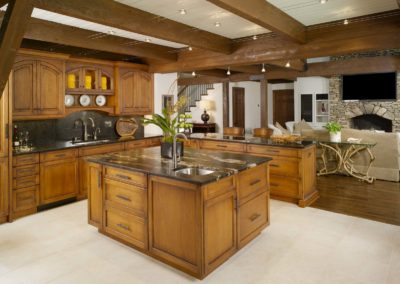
[294,119,313,132]
[275,122,290,134]
[268,123,282,135]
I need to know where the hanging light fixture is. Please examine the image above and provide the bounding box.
[261,63,266,73]
[343,19,349,25]
[214,21,221,27]
[179,9,187,15]
[226,67,231,75]
[319,0,327,4]
[192,71,196,76]
[252,35,258,40]
[285,61,291,68]
[188,46,193,51]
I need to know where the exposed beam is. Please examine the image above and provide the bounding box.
[227,65,262,74]
[260,78,268,127]
[178,73,257,86]
[269,59,306,72]
[0,0,33,96]
[22,16,177,63]
[151,11,400,73]
[207,0,306,43]
[31,0,232,54]
[196,69,230,78]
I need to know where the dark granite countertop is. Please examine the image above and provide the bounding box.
[86,147,272,185]
[12,133,162,156]
[190,133,315,148]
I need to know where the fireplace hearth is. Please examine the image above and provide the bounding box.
[351,114,392,132]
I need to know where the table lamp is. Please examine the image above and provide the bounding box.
[199,100,215,124]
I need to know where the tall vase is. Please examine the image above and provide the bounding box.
[160,141,184,159]
[330,131,341,142]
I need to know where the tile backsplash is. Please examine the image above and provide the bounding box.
[14,111,144,146]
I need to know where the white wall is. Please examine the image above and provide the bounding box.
[144,73,178,135]
[267,83,294,124]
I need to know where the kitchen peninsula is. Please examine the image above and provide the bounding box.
[86,147,271,279]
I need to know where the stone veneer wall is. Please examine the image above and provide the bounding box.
[329,72,400,132]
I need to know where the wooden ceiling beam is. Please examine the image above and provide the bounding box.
[269,59,306,72]
[151,11,400,73]
[31,0,232,54]
[207,0,306,43]
[0,0,33,96]
[195,69,231,78]
[178,73,258,86]
[228,65,262,74]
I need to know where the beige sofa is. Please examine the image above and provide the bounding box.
[300,128,400,182]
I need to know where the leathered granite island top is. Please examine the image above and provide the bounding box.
[85,146,271,279]
[86,146,272,185]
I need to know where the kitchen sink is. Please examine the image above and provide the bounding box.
[174,167,215,176]
[72,139,111,146]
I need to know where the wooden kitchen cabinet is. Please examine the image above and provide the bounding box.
[13,55,65,119]
[40,149,78,205]
[0,158,9,223]
[0,81,9,157]
[87,162,103,228]
[115,66,153,115]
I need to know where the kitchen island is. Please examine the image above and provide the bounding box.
[86,147,271,279]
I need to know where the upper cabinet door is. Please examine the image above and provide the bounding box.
[118,69,135,114]
[37,59,64,117]
[134,71,153,115]
[0,81,9,158]
[12,59,36,117]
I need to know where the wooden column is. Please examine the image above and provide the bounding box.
[222,82,229,128]
[0,0,33,97]
[260,78,268,127]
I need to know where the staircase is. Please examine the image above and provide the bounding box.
[177,84,214,113]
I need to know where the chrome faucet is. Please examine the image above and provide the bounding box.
[173,133,188,169]
[74,117,95,141]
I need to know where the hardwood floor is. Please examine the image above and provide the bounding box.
[313,175,400,226]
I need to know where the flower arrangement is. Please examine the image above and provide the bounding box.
[324,122,342,134]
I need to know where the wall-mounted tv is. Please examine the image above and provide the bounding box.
[342,72,397,101]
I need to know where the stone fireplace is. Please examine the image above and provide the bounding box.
[329,73,400,132]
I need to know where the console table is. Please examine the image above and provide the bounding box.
[317,140,376,183]
[192,123,216,133]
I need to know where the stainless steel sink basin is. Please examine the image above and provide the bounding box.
[175,167,215,176]
[72,139,111,146]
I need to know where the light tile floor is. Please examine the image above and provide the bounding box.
[0,200,399,284]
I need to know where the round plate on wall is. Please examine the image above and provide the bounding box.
[95,95,106,106]
[64,95,74,107]
[79,95,91,107]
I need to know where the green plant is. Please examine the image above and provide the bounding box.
[324,122,342,133]
[142,97,187,143]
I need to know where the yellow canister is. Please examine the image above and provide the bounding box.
[85,75,92,89]
[101,76,107,90]
[67,74,76,89]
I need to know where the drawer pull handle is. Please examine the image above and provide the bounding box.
[250,179,261,186]
[270,164,279,168]
[116,174,131,180]
[270,183,279,187]
[216,145,227,148]
[249,213,261,222]
[117,223,131,231]
[116,194,131,202]
[266,150,279,153]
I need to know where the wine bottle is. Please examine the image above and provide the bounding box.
[13,125,20,148]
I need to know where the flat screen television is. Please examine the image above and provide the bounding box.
[342,72,397,101]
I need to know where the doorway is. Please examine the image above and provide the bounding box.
[273,89,294,126]
[232,87,245,128]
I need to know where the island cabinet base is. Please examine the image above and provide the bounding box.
[88,162,270,279]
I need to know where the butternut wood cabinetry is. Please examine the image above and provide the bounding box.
[12,55,65,120]
[87,162,103,227]
[199,140,245,152]
[0,158,9,223]
[39,149,78,205]
[0,82,9,224]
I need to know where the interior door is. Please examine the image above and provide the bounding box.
[232,87,245,128]
[273,89,294,126]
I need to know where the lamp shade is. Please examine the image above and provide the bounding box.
[199,100,215,111]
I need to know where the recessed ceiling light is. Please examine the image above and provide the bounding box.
[261,63,266,73]
[192,71,196,76]
[214,22,221,27]
[107,30,115,35]
[344,19,349,25]
[319,0,327,4]
[285,61,291,68]
[188,46,193,51]
[145,37,151,43]
[252,35,258,40]
[179,9,187,15]
[226,67,231,75]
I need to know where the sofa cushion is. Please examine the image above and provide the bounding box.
[294,119,313,132]
[275,122,290,134]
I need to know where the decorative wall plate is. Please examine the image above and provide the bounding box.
[116,118,138,137]
[79,95,91,106]
[95,95,106,106]
[64,95,74,107]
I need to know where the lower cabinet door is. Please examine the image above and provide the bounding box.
[238,191,269,248]
[12,186,38,212]
[0,157,8,219]
[88,163,103,227]
[40,158,78,205]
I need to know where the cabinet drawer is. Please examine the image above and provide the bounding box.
[238,191,268,246]
[184,139,198,148]
[78,142,124,157]
[105,167,147,188]
[125,139,148,150]
[13,164,39,178]
[199,140,245,152]
[13,154,39,166]
[13,175,39,189]
[40,149,77,162]
[104,206,147,250]
[12,186,38,212]
[270,176,299,199]
[237,164,268,200]
[203,176,235,201]
[246,145,298,158]
[147,138,161,147]
[104,178,147,217]
[269,158,299,177]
